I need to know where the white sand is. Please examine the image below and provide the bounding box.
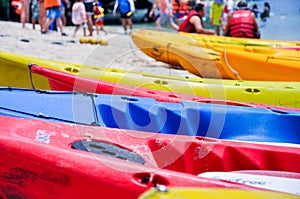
[0,20,198,78]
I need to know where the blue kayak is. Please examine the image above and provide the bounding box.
[0,87,299,144]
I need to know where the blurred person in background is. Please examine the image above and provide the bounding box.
[83,0,97,36]
[172,0,190,24]
[20,0,29,28]
[221,0,234,34]
[209,0,224,35]
[252,4,260,18]
[41,0,68,35]
[225,0,260,38]
[178,3,215,35]
[149,0,178,31]
[60,0,70,26]
[113,0,135,34]
[31,0,39,29]
[38,0,46,31]
[94,1,108,35]
[260,2,270,21]
[72,0,87,37]
[1,0,10,21]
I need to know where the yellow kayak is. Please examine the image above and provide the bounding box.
[130,29,222,74]
[1,50,300,108]
[183,31,300,56]
[131,29,300,81]
[181,31,300,63]
[195,40,300,56]
[181,31,300,47]
[139,187,300,199]
[131,29,231,78]
[188,35,300,81]
[219,48,300,81]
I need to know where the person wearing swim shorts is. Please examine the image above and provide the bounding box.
[42,0,68,35]
[83,0,97,36]
[31,0,39,29]
[113,0,135,34]
[149,0,178,31]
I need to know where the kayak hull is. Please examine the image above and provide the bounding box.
[0,87,300,144]
[1,51,300,108]
[29,64,300,113]
[1,115,300,198]
[131,29,300,81]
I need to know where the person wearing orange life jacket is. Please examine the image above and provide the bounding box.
[41,0,68,35]
[172,0,190,24]
[225,0,260,38]
[178,3,215,35]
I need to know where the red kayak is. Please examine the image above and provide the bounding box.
[29,64,300,112]
[0,115,300,198]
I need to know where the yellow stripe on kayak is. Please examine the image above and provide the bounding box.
[139,187,300,199]
[1,50,300,108]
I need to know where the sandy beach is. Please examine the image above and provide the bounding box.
[0,20,198,78]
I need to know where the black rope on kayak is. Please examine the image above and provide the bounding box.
[28,63,36,89]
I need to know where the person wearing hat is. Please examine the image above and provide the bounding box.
[178,3,215,34]
[225,0,260,38]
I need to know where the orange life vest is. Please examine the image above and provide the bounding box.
[172,0,190,15]
[11,0,22,15]
[44,0,61,9]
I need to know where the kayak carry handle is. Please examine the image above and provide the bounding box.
[133,172,170,188]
